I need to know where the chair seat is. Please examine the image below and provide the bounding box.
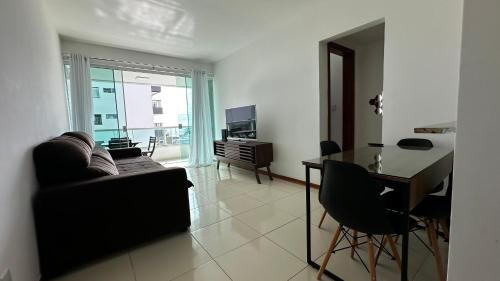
[410,195,451,219]
[385,210,419,235]
[381,182,445,212]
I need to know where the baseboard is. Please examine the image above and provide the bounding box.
[222,164,320,189]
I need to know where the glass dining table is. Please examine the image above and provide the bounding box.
[302,145,454,281]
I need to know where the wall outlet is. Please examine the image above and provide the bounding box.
[0,269,12,281]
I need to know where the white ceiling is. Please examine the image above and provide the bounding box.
[45,0,311,62]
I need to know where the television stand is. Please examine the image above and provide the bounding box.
[214,140,273,184]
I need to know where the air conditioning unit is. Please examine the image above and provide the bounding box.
[151,85,161,93]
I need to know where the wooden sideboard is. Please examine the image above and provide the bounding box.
[214,140,273,184]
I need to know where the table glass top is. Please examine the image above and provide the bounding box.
[302,145,453,179]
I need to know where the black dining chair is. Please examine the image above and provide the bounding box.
[318,141,342,228]
[317,160,415,280]
[108,137,130,149]
[318,140,385,257]
[379,138,450,281]
[320,140,342,156]
[383,138,445,209]
[384,138,444,209]
[397,138,444,193]
[407,184,451,281]
[142,136,157,157]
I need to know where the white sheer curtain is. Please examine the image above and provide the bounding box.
[68,53,93,135]
[188,70,214,167]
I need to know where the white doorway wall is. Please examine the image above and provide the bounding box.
[329,23,384,148]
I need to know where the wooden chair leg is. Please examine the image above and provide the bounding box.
[367,236,377,281]
[387,235,402,271]
[426,219,446,281]
[375,235,386,264]
[318,210,327,228]
[350,230,358,259]
[317,225,343,280]
[439,218,450,240]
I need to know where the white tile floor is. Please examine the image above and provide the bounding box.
[53,164,449,281]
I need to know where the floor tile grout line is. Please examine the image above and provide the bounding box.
[262,218,324,264]
[231,208,300,236]
[286,264,311,281]
[259,235,310,278]
[189,232,236,281]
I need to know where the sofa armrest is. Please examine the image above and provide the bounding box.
[33,167,191,278]
[108,147,142,159]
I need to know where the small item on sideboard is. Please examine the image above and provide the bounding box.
[221,129,228,141]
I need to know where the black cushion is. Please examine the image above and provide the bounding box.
[33,136,93,186]
[63,131,95,149]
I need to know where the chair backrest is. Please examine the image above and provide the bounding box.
[397,138,433,149]
[319,160,394,234]
[108,137,130,149]
[147,136,157,155]
[320,141,342,156]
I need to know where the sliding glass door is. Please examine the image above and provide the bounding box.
[65,61,214,163]
[86,67,192,162]
[90,68,128,146]
[120,71,192,162]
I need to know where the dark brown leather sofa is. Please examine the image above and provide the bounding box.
[32,132,191,279]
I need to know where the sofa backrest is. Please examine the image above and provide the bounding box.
[33,135,94,187]
[62,131,95,149]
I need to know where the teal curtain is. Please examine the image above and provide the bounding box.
[187,70,214,167]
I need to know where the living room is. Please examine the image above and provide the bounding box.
[1,1,499,281]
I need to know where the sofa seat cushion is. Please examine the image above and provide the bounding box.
[114,156,154,165]
[116,160,165,175]
[85,155,119,178]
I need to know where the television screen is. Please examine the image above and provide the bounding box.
[226,105,256,139]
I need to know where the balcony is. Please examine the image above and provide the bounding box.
[94,126,191,162]
[152,106,163,114]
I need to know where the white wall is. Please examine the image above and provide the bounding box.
[329,54,343,147]
[0,0,69,280]
[214,0,462,182]
[447,0,500,279]
[353,39,384,147]
[61,39,214,73]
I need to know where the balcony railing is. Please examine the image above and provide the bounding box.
[94,126,191,161]
[152,106,163,114]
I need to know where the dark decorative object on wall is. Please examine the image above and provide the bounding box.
[369,93,384,115]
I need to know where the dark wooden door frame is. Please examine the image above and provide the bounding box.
[327,42,355,151]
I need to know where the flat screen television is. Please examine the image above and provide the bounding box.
[225,105,257,140]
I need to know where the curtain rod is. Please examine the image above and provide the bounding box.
[62,53,214,76]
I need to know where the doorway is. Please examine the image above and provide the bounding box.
[327,23,385,149]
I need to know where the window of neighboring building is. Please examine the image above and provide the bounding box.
[92,87,100,98]
[152,100,162,108]
[106,114,118,119]
[94,114,102,125]
[154,122,163,127]
[103,87,115,93]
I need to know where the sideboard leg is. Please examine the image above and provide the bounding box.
[254,167,262,184]
[266,166,273,180]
